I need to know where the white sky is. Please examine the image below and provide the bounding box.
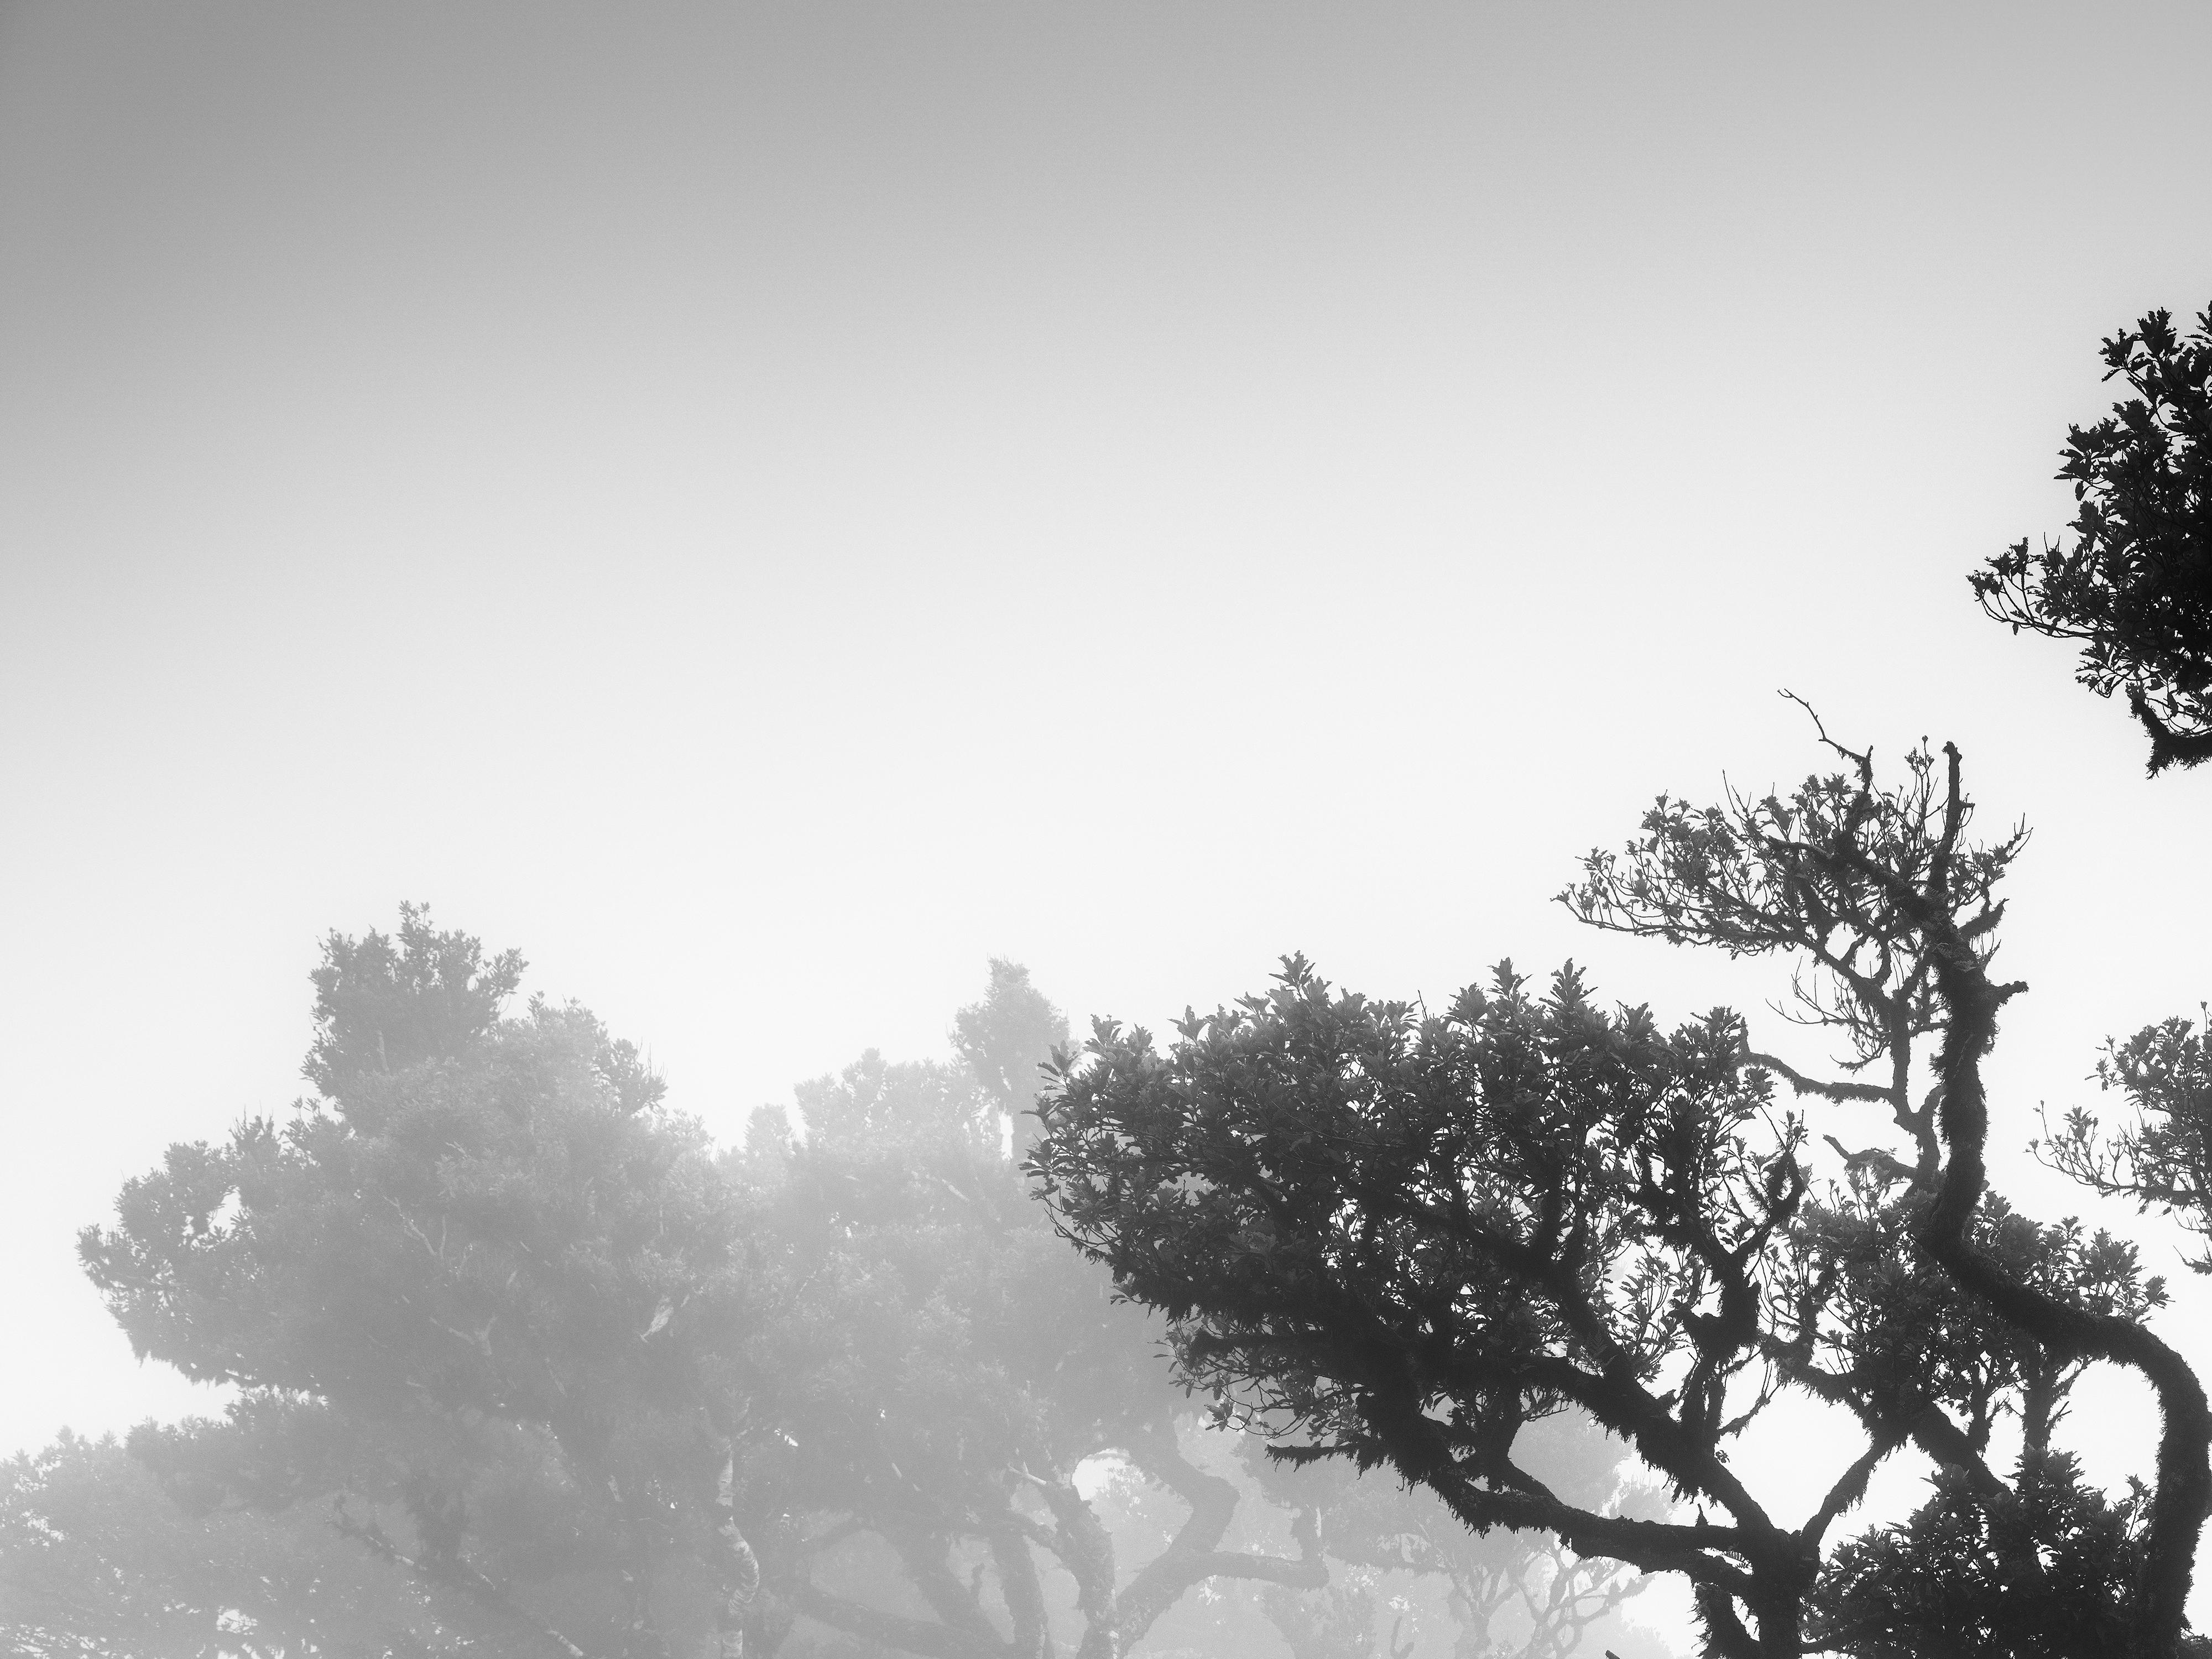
[4,2,2212,1642]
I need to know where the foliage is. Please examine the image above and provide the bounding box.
[1809,1451,2212,1659]
[1261,1573,1408,1659]
[0,1428,482,1658]
[1245,1411,1655,1659]
[302,902,529,1100]
[2037,1011,2212,1270]
[1973,304,2212,773]
[1030,950,1827,1654]
[60,926,1358,1659]
[1032,732,2210,1658]
[735,964,1328,1659]
[76,909,763,1659]
[1572,727,2209,1657]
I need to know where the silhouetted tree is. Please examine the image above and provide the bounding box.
[1973,302,2212,774]
[1812,1448,2167,1659]
[1030,729,2210,1658]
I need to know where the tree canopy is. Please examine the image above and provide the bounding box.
[0,1428,471,1658]
[77,907,763,1659]
[1029,731,2211,1659]
[59,924,1599,1659]
[1240,1408,1655,1658]
[732,964,1334,1659]
[1973,302,2212,774]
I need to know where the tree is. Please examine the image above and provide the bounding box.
[1811,1449,2166,1659]
[1972,302,2212,774]
[79,906,766,1659]
[72,924,1333,1659]
[1242,1411,1655,1659]
[0,1428,484,1658]
[1260,1575,1410,1659]
[1028,729,2210,1657]
[1787,1188,2182,1658]
[1566,735,2206,1659]
[734,962,1328,1659]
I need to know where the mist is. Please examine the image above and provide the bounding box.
[6,4,2212,1656]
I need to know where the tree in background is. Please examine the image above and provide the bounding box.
[77,907,766,1659]
[737,960,1329,1659]
[68,893,2133,1658]
[1973,302,2212,774]
[1031,953,1828,1656]
[0,1429,475,1658]
[1030,729,2205,1658]
[1070,1406,1642,1659]
[51,935,1353,1659]
[1245,1411,1653,1659]
[1260,1574,1410,1659]
[2038,1014,2212,1271]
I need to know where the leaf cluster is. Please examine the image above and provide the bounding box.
[2038,1010,2212,1269]
[1972,304,2212,773]
[1812,1452,2212,1659]
[1030,954,1808,1571]
[0,1428,498,1659]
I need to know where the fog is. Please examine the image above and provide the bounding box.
[5,4,2212,1656]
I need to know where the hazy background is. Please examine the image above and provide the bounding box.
[5,1,2212,1641]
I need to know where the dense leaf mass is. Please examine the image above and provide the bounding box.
[75,910,760,1658]
[53,929,1400,1659]
[1813,1453,2210,1659]
[0,1430,476,1658]
[734,967,1333,1659]
[1030,957,1804,1568]
[1973,304,2212,773]
[2039,1012,2212,1272]
[1035,735,2211,1658]
[1240,1408,1655,1658]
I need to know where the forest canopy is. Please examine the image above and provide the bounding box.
[9,298,2212,1659]
[15,919,1641,1659]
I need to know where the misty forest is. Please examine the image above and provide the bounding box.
[3,292,2210,1659]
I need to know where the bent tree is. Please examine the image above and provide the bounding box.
[1027,732,2212,1658]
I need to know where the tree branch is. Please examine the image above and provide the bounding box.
[792,1577,1007,1659]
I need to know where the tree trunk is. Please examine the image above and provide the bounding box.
[711,1439,760,1659]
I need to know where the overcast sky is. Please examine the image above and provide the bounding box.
[6,3,2212,1642]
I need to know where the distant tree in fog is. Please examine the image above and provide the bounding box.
[0,1430,456,1657]
[1245,1410,1653,1658]
[78,907,766,1659]
[1973,301,2212,775]
[54,933,1358,1659]
[2037,1013,2212,1274]
[735,959,1329,1659]
[1030,733,2206,1658]
[1261,1574,1410,1659]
